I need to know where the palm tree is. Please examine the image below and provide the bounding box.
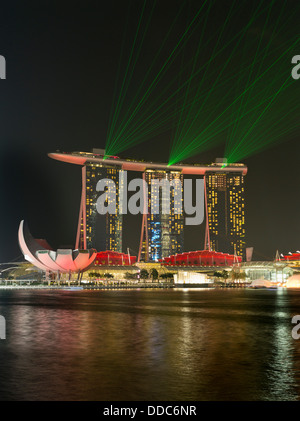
[222,270,229,283]
[140,269,149,281]
[150,268,158,282]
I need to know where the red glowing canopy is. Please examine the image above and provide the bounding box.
[161,250,241,267]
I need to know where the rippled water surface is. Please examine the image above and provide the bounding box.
[1,288,300,401]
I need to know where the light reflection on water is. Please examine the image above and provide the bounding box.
[0,288,300,401]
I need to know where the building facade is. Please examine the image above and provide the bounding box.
[77,157,123,252]
[205,170,246,258]
[240,261,293,284]
[49,151,247,260]
[140,169,184,262]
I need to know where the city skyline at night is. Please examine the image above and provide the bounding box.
[0,0,299,264]
[1,0,300,406]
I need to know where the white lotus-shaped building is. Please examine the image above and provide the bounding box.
[286,274,300,288]
[18,220,96,274]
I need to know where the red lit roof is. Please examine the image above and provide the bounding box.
[94,250,137,266]
[160,250,241,266]
[282,253,300,261]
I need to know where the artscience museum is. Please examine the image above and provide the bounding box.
[18,220,97,278]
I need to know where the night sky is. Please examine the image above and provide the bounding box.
[0,0,299,262]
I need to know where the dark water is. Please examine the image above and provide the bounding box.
[1,288,300,401]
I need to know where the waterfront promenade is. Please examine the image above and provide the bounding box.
[0,281,175,290]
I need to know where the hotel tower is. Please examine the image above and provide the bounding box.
[49,151,247,261]
[65,149,123,252]
[205,160,246,258]
[139,169,184,262]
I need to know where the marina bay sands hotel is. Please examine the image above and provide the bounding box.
[49,149,247,261]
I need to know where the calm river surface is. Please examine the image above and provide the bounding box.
[1,287,300,401]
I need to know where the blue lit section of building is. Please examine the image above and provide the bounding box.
[149,220,161,261]
[143,169,184,261]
